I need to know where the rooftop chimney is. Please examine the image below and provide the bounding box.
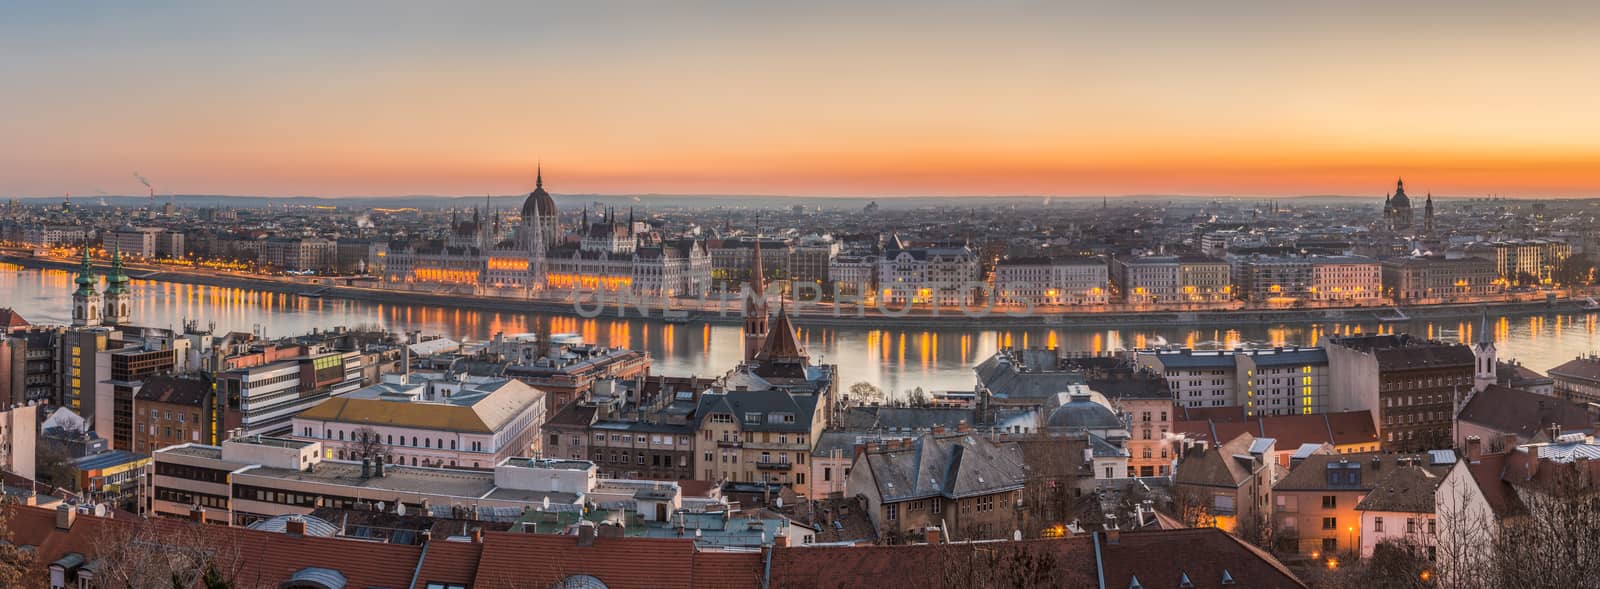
[932,425,946,435]
[774,531,789,548]
[470,527,483,543]
[956,419,970,434]
[190,506,206,524]
[577,520,597,547]
[1465,436,1483,460]
[1105,529,1121,545]
[362,458,371,479]
[285,515,306,537]
[924,526,943,545]
[55,504,76,530]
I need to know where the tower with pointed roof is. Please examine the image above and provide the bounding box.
[71,248,101,327]
[103,245,131,325]
[1472,311,1497,394]
[743,238,769,363]
[1424,192,1435,234]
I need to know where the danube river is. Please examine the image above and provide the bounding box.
[2,265,1596,396]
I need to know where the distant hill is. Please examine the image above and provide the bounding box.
[9,192,1518,211]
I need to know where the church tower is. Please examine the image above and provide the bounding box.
[103,246,131,326]
[743,238,769,363]
[1424,192,1435,234]
[1472,312,1497,394]
[71,248,101,327]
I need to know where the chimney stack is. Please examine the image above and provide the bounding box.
[55,504,76,530]
[577,521,597,547]
[924,526,942,545]
[1106,529,1121,545]
[420,530,433,544]
[1465,436,1483,460]
[190,506,207,524]
[470,527,484,543]
[774,531,789,548]
[362,458,371,479]
[956,419,970,434]
[285,516,306,537]
[1501,433,1519,454]
[932,425,946,435]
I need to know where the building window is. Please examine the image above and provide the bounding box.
[1322,517,1337,530]
[1322,495,1336,509]
[1374,517,1384,533]
[1323,538,1338,552]
[886,504,897,521]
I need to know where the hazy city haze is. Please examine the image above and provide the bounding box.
[5,1,1600,197]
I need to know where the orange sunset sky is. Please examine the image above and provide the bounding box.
[5,1,1600,198]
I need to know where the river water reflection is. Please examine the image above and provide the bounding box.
[2,265,1595,397]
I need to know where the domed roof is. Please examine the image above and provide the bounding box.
[1046,392,1124,430]
[1390,178,1411,209]
[522,166,556,218]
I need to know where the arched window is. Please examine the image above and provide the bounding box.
[552,575,609,589]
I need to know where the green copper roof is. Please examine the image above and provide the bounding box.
[104,246,130,295]
[73,248,98,296]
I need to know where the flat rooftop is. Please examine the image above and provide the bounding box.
[242,460,498,500]
[501,458,595,471]
[230,436,315,450]
[160,444,223,459]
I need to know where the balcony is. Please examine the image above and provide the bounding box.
[755,461,792,471]
[743,441,810,451]
[716,440,743,448]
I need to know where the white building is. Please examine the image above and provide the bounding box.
[827,254,877,298]
[1113,254,1232,304]
[993,256,1108,306]
[151,435,661,526]
[877,244,980,306]
[109,225,162,258]
[289,373,546,469]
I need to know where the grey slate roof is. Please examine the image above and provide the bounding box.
[694,389,819,433]
[861,433,1026,503]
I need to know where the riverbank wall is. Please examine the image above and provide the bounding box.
[3,253,1581,330]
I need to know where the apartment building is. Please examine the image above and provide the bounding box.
[1382,255,1501,302]
[993,256,1109,306]
[290,374,545,469]
[1113,254,1232,305]
[848,432,1026,542]
[1326,335,1476,452]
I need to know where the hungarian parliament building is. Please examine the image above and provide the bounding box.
[382,170,712,297]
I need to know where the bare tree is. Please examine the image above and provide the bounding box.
[847,382,884,406]
[352,425,385,460]
[91,517,262,589]
[1433,473,1496,589]
[1171,485,1215,529]
[0,502,44,589]
[1488,465,1600,589]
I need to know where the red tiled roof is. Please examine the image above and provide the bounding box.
[471,531,753,589]
[1096,528,1308,589]
[415,538,484,587]
[4,505,424,589]
[0,308,29,332]
[1174,411,1378,448]
[769,538,1099,589]
[1465,453,1525,518]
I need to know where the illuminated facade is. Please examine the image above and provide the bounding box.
[1113,254,1232,305]
[385,171,710,297]
[1235,255,1381,304]
[876,241,981,306]
[993,256,1109,306]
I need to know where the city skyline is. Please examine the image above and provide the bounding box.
[7,1,1600,198]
